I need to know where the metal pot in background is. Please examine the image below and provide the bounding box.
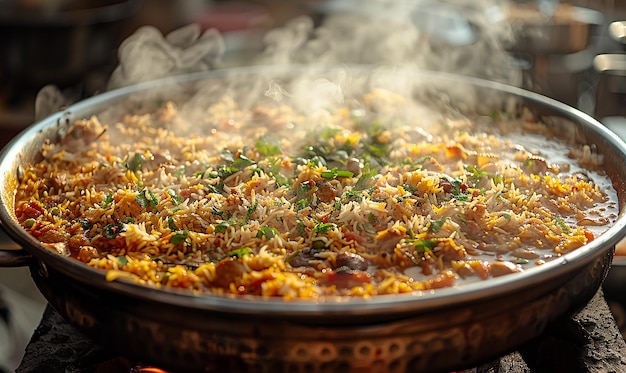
[505,2,604,109]
[0,0,141,92]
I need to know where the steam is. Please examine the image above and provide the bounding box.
[102,0,520,90]
[107,24,225,90]
[253,0,520,85]
[36,0,524,130]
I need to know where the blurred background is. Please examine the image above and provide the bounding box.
[2,0,626,371]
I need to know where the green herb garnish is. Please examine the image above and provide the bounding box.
[170,230,189,246]
[429,218,447,233]
[103,222,125,239]
[229,247,253,258]
[215,221,230,233]
[101,194,114,209]
[321,168,354,179]
[136,189,158,209]
[117,256,128,267]
[167,216,179,231]
[255,136,282,156]
[313,222,335,234]
[126,153,146,172]
[256,226,280,239]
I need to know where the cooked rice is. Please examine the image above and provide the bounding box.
[14,88,619,299]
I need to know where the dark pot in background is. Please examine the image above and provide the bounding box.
[0,0,141,92]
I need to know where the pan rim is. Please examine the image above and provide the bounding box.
[2,63,625,319]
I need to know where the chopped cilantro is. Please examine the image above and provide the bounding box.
[296,219,306,236]
[429,217,447,233]
[167,216,179,231]
[342,190,363,200]
[451,180,470,201]
[466,165,488,179]
[117,256,128,267]
[320,127,341,140]
[229,247,253,258]
[415,155,433,164]
[172,167,186,177]
[232,154,255,170]
[313,222,335,234]
[170,230,189,246]
[555,217,570,234]
[24,218,36,229]
[268,159,289,186]
[410,238,437,253]
[368,213,379,226]
[354,169,377,191]
[255,136,282,156]
[103,222,125,239]
[166,189,184,206]
[308,155,326,167]
[136,189,158,209]
[296,199,308,211]
[101,194,114,209]
[215,221,230,233]
[126,153,145,172]
[256,226,280,239]
[75,218,93,231]
[245,200,258,222]
[321,168,354,179]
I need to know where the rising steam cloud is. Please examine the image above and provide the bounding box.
[255,0,520,85]
[36,0,522,128]
[106,0,521,90]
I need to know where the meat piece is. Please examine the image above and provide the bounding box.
[19,201,45,220]
[319,268,371,288]
[375,227,405,252]
[59,120,105,152]
[44,242,70,256]
[453,260,489,279]
[490,261,522,277]
[316,182,337,203]
[144,151,173,170]
[335,252,369,271]
[287,248,321,268]
[213,258,245,288]
[522,154,548,175]
[346,158,363,176]
[68,234,91,252]
[37,228,69,244]
[77,246,100,263]
[424,270,457,289]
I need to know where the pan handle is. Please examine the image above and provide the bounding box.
[0,248,31,267]
[0,225,32,267]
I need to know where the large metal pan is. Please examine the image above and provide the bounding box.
[1,65,626,373]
